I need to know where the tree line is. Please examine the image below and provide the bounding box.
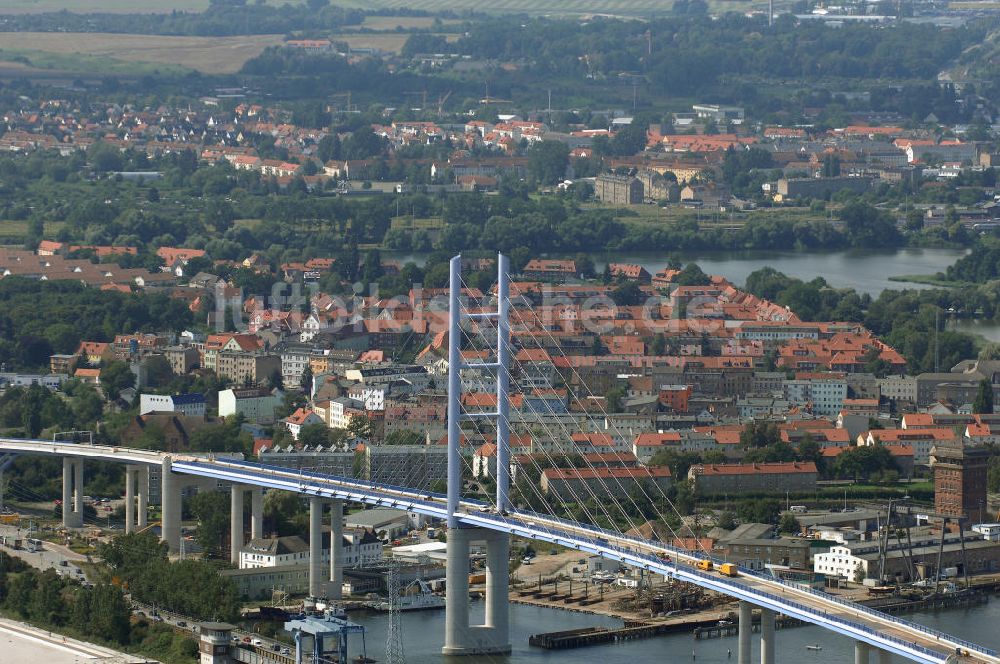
[0,551,199,664]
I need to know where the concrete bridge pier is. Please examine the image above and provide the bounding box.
[229,485,265,565]
[250,487,263,540]
[136,466,148,528]
[738,601,752,664]
[760,607,775,664]
[309,496,323,599]
[329,498,343,600]
[61,457,84,528]
[160,458,182,554]
[230,484,245,565]
[123,464,149,534]
[856,641,871,664]
[442,527,511,656]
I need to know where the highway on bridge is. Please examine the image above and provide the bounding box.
[0,438,995,664]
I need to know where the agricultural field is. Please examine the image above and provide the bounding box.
[0,0,211,11]
[0,0,315,12]
[0,220,64,244]
[359,15,462,30]
[330,32,459,55]
[335,0,768,16]
[0,32,284,74]
[0,0,772,17]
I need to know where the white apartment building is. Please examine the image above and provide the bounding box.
[328,396,365,429]
[783,378,847,418]
[240,529,382,569]
[280,347,312,386]
[138,393,206,417]
[813,543,873,580]
[347,384,389,411]
[218,387,283,424]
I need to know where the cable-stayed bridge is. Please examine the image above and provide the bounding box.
[0,253,994,664]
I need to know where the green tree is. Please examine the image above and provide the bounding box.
[974,378,994,414]
[347,413,374,440]
[100,360,135,401]
[298,423,341,448]
[385,429,425,445]
[188,490,231,559]
[29,569,66,625]
[85,584,132,644]
[716,510,736,530]
[736,498,781,524]
[527,140,570,185]
[779,513,800,534]
[674,263,711,286]
[610,281,644,306]
[605,387,626,412]
[263,490,307,537]
[5,569,36,617]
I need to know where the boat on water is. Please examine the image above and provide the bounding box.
[806,645,823,651]
[368,579,446,612]
[314,603,348,620]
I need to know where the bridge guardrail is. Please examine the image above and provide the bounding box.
[503,511,994,659]
[177,457,997,659]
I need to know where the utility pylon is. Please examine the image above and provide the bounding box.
[385,561,405,664]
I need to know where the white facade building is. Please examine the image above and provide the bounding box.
[239,530,382,570]
[139,393,206,417]
[218,387,283,424]
[972,524,1000,541]
[813,544,872,580]
[783,378,847,417]
[281,348,311,386]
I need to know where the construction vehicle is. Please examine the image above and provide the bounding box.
[719,563,739,578]
[696,559,714,572]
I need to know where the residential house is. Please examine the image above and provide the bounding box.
[284,408,323,440]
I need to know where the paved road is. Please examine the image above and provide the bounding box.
[0,617,146,663]
[0,441,992,664]
[0,523,90,582]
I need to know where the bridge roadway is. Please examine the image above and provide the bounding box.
[0,439,995,664]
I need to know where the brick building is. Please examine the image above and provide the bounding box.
[931,440,990,520]
[594,173,643,205]
[688,462,818,495]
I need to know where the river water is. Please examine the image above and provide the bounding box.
[389,248,967,297]
[343,598,998,663]
[372,244,996,660]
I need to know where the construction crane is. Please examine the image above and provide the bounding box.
[437,91,452,117]
[877,497,915,585]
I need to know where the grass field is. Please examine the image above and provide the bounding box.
[331,32,459,54]
[0,32,284,74]
[360,15,462,30]
[0,220,64,242]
